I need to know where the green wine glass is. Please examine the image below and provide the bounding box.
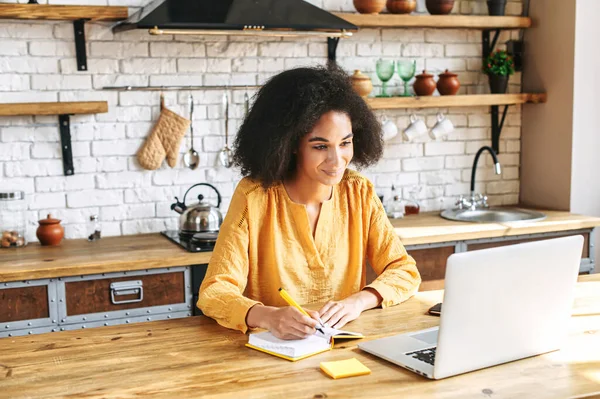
[397,59,417,97]
[376,59,395,98]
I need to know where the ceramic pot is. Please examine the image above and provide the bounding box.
[487,0,507,15]
[386,0,416,14]
[413,70,436,96]
[350,70,373,98]
[488,74,508,94]
[425,0,455,15]
[436,69,460,95]
[353,0,386,14]
[36,214,64,246]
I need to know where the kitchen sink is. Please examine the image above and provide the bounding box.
[440,207,546,223]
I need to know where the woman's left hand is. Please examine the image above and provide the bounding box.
[318,296,365,329]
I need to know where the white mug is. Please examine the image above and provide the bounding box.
[403,114,428,142]
[430,112,454,139]
[381,115,398,141]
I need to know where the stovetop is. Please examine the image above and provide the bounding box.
[161,230,216,253]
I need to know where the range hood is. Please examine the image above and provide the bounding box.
[113,0,357,38]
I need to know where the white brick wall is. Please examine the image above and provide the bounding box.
[0,0,524,240]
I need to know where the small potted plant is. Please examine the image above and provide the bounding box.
[482,50,515,94]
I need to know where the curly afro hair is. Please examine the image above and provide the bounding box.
[232,64,383,188]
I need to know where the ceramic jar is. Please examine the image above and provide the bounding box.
[413,70,436,96]
[436,69,460,95]
[350,70,373,98]
[36,214,64,246]
[353,0,386,14]
[386,0,416,14]
[425,0,455,14]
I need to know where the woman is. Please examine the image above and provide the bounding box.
[198,65,421,340]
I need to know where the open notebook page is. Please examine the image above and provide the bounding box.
[247,331,331,359]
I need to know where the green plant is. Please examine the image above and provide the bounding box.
[482,50,515,76]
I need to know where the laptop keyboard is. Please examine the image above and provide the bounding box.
[406,347,436,366]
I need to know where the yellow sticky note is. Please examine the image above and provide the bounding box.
[320,358,371,379]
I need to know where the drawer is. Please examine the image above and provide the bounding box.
[410,245,457,291]
[467,232,590,258]
[0,279,58,336]
[57,267,193,326]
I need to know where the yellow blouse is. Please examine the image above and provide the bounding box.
[197,169,421,333]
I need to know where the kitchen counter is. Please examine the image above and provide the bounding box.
[0,274,598,399]
[1,210,599,283]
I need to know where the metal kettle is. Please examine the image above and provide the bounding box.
[170,183,223,234]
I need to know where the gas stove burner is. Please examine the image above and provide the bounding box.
[191,232,218,244]
[161,230,217,253]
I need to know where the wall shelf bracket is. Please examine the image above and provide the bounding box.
[58,115,75,176]
[327,37,340,66]
[73,18,88,71]
[491,104,509,154]
[482,29,501,60]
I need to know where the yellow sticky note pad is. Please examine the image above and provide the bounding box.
[320,358,371,379]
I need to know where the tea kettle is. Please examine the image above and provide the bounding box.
[170,183,223,234]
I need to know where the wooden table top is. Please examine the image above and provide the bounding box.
[1,274,598,399]
[1,210,599,283]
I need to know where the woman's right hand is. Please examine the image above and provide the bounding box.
[247,305,319,340]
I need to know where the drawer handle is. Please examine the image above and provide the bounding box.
[110,280,143,304]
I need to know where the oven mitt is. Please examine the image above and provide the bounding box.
[137,94,191,170]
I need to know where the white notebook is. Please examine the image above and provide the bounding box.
[246,326,364,361]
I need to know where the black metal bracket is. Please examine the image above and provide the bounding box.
[58,115,75,176]
[327,37,340,66]
[73,19,88,71]
[482,29,501,60]
[491,105,509,154]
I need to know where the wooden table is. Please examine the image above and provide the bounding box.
[1,275,598,399]
[2,210,599,283]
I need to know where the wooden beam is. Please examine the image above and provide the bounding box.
[0,101,109,116]
[365,93,547,110]
[0,4,128,21]
[334,13,532,29]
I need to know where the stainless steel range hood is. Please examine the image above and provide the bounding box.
[113,0,357,38]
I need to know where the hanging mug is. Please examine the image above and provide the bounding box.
[430,112,454,139]
[403,114,428,142]
[381,115,399,141]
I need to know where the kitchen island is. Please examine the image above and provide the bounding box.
[0,274,598,399]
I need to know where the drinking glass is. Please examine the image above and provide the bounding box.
[376,59,395,97]
[397,59,417,97]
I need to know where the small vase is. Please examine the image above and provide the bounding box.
[413,70,437,96]
[436,69,460,95]
[350,69,373,98]
[386,0,416,14]
[353,0,386,14]
[487,0,507,16]
[488,74,508,94]
[425,0,455,15]
[36,214,64,246]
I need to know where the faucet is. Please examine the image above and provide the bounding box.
[455,146,502,211]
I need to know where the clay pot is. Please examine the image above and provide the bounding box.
[425,0,455,15]
[386,0,416,14]
[413,70,437,96]
[350,70,373,98]
[353,0,386,14]
[436,69,460,95]
[36,214,64,246]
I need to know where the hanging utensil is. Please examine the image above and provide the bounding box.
[244,87,250,117]
[218,93,233,168]
[183,94,199,170]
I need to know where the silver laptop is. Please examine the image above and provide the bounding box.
[358,235,584,380]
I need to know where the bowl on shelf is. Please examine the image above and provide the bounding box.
[386,0,416,14]
[425,0,455,15]
[353,0,386,14]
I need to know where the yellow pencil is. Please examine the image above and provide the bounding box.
[278,287,325,334]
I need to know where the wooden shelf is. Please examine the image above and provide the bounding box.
[334,13,531,29]
[365,93,546,110]
[0,4,128,21]
[0,101,108,117]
